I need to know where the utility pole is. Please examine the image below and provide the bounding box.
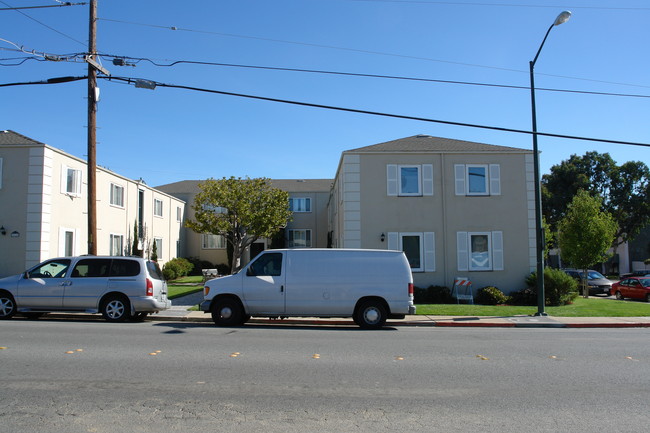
[87,0,98,255]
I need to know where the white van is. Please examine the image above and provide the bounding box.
[200,249,416,329]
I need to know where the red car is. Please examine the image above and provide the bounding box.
[612,277,650,302]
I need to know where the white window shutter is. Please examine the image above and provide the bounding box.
[424,232,435,272]
[454,165,465,196]
[387,232,399,250]
[61,165,67,194]
[457,231,469,271]
[492,231,504,271]
[489,164,501,196]
[387,164,398,196]
[422,164,433,196]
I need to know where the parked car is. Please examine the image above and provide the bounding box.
[619,270,650,279]
[612,277,650,302]
[201,248,416,329]
[0,256,171,322]
[562,269,612,296]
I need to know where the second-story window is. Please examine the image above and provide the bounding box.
[387,164,433,197]
[110,183,124,207]
[153,198,163,217]
[455,164,501,196]
[62,166,82,196]
[289,197,311,212]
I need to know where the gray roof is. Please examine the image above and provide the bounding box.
[347,135,529,154]
[157,179,333,194]
[0,130,46,146]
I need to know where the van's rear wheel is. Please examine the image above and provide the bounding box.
[101,295,130,322]
[354,300,387,329]
[211,298,244,326]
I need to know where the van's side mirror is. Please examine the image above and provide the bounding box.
[246,267,255,277]
[23,271,30,279]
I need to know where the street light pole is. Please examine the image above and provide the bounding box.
[530,11,571,316]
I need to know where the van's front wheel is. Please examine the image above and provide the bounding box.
[354,300,387,329]
[211,298,245,326]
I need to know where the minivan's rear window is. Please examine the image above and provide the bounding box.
[110,259,141,277]
[146,261,164,280]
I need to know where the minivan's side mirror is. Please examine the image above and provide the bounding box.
[23,271,29,279]
[246,267,255,277]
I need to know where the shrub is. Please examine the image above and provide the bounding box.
[215,263,230,275]
[508,288,537,306]
[475,286,508,305]
[525,268,578,306]
[414,285,453,304]
[186,257,215,276]
[162,257,194,281]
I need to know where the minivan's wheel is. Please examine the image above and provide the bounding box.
[211,298,244,326]
[615,291,623,300]
[101,295,130,322]
[354,300,387,329]
[0,292,17,320]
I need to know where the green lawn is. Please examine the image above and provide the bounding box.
[416,297,650,317]
[169,275,204,284]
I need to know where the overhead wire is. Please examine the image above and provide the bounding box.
[347,0,650,10]
[97,16,650,90]
[2,74,648,147]
[97,54,650,99]
[0,0,87,47]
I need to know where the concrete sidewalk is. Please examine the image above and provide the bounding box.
[150,304,650,328]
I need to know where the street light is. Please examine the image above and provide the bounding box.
[530,10,571,316]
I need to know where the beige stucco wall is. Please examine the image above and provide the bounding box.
[0,143,185,277]
[333,149,534,293]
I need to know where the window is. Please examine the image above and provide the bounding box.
[111,259,142,277]
[247,253,282,277]
[456,231,504,271]
[153,238,163,260]
[455,164,501,196]
[110,183,124,207]
[110,234,124,256]
[288,229,311,248]
[289,197,311,212]
[71,258,112,278]
[61,166,82,196]
[153,198,163,217]
[202,234,226,249]
[59,228,76,256]
[387,232,435,273]
[202,204,227,213]
[176,206,182,222]
[387,164,433,197]
[28,259,71,279]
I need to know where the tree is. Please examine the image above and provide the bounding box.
[186,177,293,274]
[558,190,618,297]
[542,152,650,248]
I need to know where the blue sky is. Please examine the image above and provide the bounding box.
[1,0,648,187]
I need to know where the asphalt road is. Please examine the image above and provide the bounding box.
[2,318,650,432]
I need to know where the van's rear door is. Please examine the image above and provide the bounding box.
[241,251,286,314]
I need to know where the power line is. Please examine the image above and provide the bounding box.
[3,74,648,147]
[0,2,87,11]
[348,0,650,10]
[97,16,649,90]
[100,75,650,148]
[98,54,650,99]
[0,0,86,47]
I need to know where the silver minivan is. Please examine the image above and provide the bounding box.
[0,256,171,322]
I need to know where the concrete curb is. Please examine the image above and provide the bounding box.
[16,311,650,328]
